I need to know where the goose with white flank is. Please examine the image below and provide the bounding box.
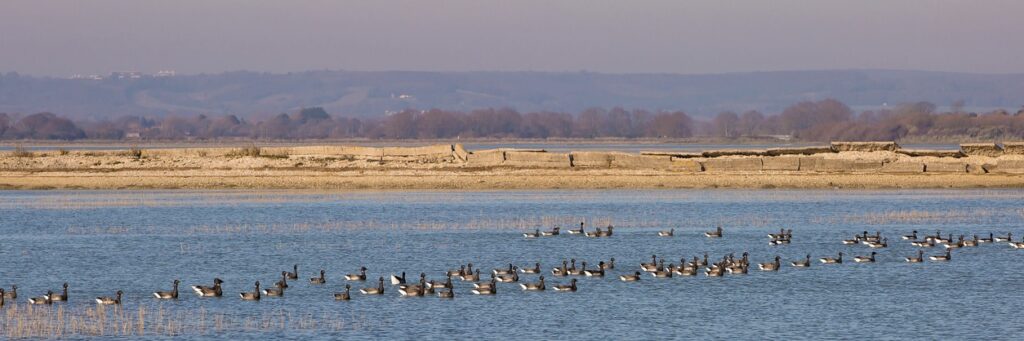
[285,264,299,280]
[658,228,674,237]
[902,230,918,240]
[95,290,122,305]
[841,235,862,245]
[462,269,481,282]
[391,272,406,285]
[520,276,546,291]
[493,264,515,276]
[652,263,674,278]
[520,262,541,274]
[3,285,16,300]
[29,291,53,305]
[192,278,224,297]
[820,252,843,264]
[437,287,455,299]
[597,225,614,237]
[911,239,935,247]
[541,227,560,236]
[49,283,69,302]
[867,238,888,249]
[768,228,787,239]
[399,273,427,292]
[994,232,1013,242]
[602,258,615,270]
[963,235,980,247]
[240,282,260,301]
[705,263,725,277]
[344,267,367,281]
[944,236,964,249]
[426,275,453,289]
[584,262,606,277]
[398,276,427,297]
[568,261,587,276]
[674,264,698,276]
[584,227,603,238]
[1009,237,1024,249]
[705,226,723,238]
[567,222,585,235]
[640,255,660,272]
[929,250,952,261]
[471,278,497,295]
[262,281,285,297]
[360,277,385,295]
[905,250,924,263]
[553,278,578,292]
[619,271,642,282]
[472,274,497,290]
[854,252,877,263]
[979,233,994,243]
[523,229,540,239]
[334,284,351,301]
[551,260,569,277]
[310,270,327,284]
[791,254,811,268]
[758,256,781,271]
[273,271,289,289]
[154,279,179,299]
[497,270,520,283]
[447,265,467,279]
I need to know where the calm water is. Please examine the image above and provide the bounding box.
[1,189,1023,339]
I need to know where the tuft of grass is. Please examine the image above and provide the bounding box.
[58,149,70,156]
[12,145,34,158]
[229,143,262,157]
[126,146,143,159]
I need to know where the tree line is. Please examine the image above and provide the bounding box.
[2,99,1023,141]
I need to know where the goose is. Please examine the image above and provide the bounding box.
[640,255,659,272]
[567,259,578,272]
[963,235,980,247]
[3,285,15,300]
[705,264,725,277]
[979,233,994,243]
[935,233,953,245]
[398,277,427,297]
[344,267,367,281]
[310,270,327,284]
[820,252,843,264]
[1009,238,1024,249]
[447,265,466,278]
[911,239,935,247]
[153,280,179,299]
[652,263,674,278]
[399,273,427,291]
[758,256,781,271]
[598,225,614,237]
[240,282,261,301]
[995,232,1013,243]
[520,276,546,291]
[262,283,285,297]
[583,262,606,277]
[493,264,515,276]
[426,275,453,289]
[658,228,674,237]
[541,227,560,236]
[841,236,861,245]
[867,238,888,248]
[523,229,540,239]
[520,262,541,274]
[437,287,455,299]
[551,260,569,276]
[275,271,289,289]
[944,236,963,249]
[853,252,877,263]
[902,230,918,240]
[705,226,723,238]
[286,264,299,280]
[673,265,698,276]
[95,290,122,305]
[929,250,952,261]
[864,231,882,243]
[924,230,941,241]
[567,222,585,235]
[334,284,351,301]
[472,274,497,289]
[726,264,748,275]
[496,270,520,283]
[49,283,69,301]
[767,228,787,239]
[462,269,482,282]
[567,262,587,276]
[391,272,407,285]
[471,278,497,295]
[619,271,642,282]
[769,236,790,246]
[905,250,924,263]
[552,279,578,292]
[192,278,224,297]
[360,277,385,295]
[791,254,811,267]
[29,291,53,305]
[584,227,603,237]
[602,258,615,270]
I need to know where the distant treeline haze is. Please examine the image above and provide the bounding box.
[1,99,1023,141]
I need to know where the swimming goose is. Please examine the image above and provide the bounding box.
[791,254,811,267]
[462,269,482,281]
[29,291,53,305]
[768,228,787,239]
[853,252,877,263]
[344,267,367,281]
[584,227,603,238]
[929,250,952,261]
[905,250,924,263]
[95,290,122,305]
[399,273,427,291]
[471,278,497,295]
[398,277,427,297]
[49,283,69,301]
[437,287,455,298]
[275,271,289,289]
[841,236,861,245]
[705,226,723,238]
[360,277,385,295]
[552,260,569,276]
[619,271,642,282]
[726,263,748,275]
[994,232,1013,242]
[391,272,407,285]
[640,255,660,272]
[426,275,453,289]
[567,222,585,235]
[311,270,327,284]
[262,283,285,297]
[523,228,540,239]
[652,264,674,278]
[674,265,698,276]
[820,252,843,264]
[552,279,578,292]
[520,276,546,291]
[944,236,964,249]
[285,264,299,280]
[240,282,260,301]
[935,233,953,245]
[520,262,541,274]
[867,238,888,248]
[1009,238,1024,249]
[334,284,351,300]
[705,263,725,277]
[192,278,224,297]
[3,285,15,299]
[496,269,520,283]
[584,262,606,277]
[863,231,881,243]
[902,230,918,240]
[602,258,615,270]
[758,256,781,271]
[472,274,497,289]
[568,262,587,276]
[493,264,515,276]
[541,227,560,236]
[911,239,935,247]
[979,233,994,243]
[658,228,674,237]
[447,265,466,278]
[924,230,941,241]
[154,279,179,299]
[597,225,614,237]
[963,235,979,247]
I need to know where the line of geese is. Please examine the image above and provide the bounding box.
[523,222,614,238]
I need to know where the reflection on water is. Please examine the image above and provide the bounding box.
[0,189,1022,339]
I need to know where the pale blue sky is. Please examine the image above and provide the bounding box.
[1,0,1022,76]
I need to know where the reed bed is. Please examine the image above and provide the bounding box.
[816,208,1002,225]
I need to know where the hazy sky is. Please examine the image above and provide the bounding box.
[2,0,1023,76]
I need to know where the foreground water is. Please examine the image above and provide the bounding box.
[0,189,1022,339]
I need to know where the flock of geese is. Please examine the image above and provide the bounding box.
[2,224,1019,306]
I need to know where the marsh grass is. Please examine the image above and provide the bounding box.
[817,208,1001,225]
[12,145,33,158]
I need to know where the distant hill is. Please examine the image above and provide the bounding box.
[1,69,1023,119]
